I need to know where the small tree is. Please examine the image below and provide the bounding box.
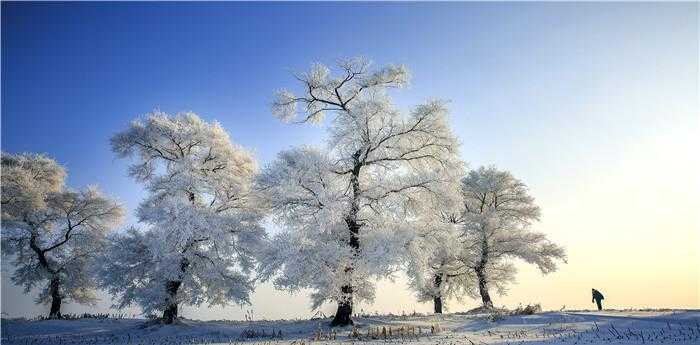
[1,153,124,318]
[102,111,265,324]
[259,58,461,326]
[458,166,566,308]
[402,160,468,314]
[405,210,473,314]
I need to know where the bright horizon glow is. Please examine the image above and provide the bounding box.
[1,2,698,319]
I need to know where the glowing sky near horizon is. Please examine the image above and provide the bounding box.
[1,2,697,319]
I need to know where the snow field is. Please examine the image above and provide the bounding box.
[2,310,699,345]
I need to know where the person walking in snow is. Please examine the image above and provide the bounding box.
[591,288,604,311]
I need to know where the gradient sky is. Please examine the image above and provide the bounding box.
[1,2,698,320]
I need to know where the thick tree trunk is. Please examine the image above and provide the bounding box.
[331,285,354,326]
[163,258,190,325]
[48,276,62,319]
[331,160,362,327]
[332,216,360,327]
[162,257,189,324]
[162,193,199,324]
[433,296,443,314]
[433,273,443,314]
[476,268,493,308]
[162,280,182,324]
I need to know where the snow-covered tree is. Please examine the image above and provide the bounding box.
[259,58,462,326]
[1,153,124,318]
[404,209,473,314]
[102,112,265,324]
[457,166,567,308]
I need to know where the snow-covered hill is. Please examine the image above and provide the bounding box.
[2,310,699,345]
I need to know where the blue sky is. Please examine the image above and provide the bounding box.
[2,2,698,318]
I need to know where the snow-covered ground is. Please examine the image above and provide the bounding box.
[2,310,699,345]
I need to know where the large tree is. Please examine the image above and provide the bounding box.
[458,166,567,308]
[258,58,461,326]
[101,112,265,324]
[1,153,124,318]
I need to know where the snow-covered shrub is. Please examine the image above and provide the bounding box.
[512,303,542,315]
[487,309,508,322]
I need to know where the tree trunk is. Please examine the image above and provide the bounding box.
[331,159,362,327]
[29,235,62,319]
[161,256,190,324]
[476,268,493,308]
[332,217,359,327]
[331,285,354,326]
[433,296,443,314]
[476,236,493,309]
[162,280,182,324]
[48,276,62,319]
[433,273,443,314]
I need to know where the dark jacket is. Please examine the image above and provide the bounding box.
[592,289,604,301]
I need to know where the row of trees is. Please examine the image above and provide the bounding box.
[1,58,566,326]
